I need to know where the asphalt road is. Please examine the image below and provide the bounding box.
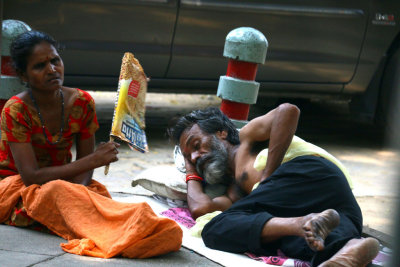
[91,92,399,237]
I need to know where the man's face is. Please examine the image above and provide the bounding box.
[179,124,230,184]
[196,135,230,184]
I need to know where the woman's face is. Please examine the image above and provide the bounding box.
[21,41,64,92]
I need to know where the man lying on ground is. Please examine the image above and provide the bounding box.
[168,104,380,266]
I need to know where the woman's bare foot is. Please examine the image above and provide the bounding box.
[303,209,340,251]
[319,237,380,267]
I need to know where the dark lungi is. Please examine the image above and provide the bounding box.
[202,155,362,266]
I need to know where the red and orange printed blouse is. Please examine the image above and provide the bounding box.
[0,89,99,178]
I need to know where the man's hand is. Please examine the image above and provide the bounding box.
[240,103,300,182]
[184,156,198,175]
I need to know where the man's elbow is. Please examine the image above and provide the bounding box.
[278,103,300,117]
[190,205,211,220]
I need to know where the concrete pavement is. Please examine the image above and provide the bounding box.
[0,223,220,267]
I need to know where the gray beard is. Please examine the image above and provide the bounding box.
[196,135,230,185]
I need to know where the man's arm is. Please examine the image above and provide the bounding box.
[187,180,233,219]
[184,158,233,219]
[240,103,300,182]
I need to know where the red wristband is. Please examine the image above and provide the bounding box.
[185,174,204,183]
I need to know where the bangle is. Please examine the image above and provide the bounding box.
[185,174,204,183]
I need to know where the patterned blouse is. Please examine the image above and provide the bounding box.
[0,89,99,178]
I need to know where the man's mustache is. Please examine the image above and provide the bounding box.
[196,152,215,176]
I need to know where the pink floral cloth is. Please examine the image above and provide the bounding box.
[160,207,196,229]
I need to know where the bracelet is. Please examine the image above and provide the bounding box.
[185,174,204,183]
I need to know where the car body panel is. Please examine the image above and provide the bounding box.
[169,0,367,87]
[4,0,178,88]
[2,0,400,100]
[344,1,400,94]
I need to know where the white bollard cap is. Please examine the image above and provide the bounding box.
[223,27,268,64]
[2,20,32,56]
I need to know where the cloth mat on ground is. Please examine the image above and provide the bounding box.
[161,206,392,267]
[113,194,268,267]
[117,194,391,267]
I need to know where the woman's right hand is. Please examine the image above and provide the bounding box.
[94,141,120,166]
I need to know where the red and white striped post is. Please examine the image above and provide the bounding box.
[0,20,31,112]
[217,27,268,128]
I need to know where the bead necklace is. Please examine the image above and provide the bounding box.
[28,88,64,145]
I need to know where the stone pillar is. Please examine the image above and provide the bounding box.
[0,20,31,112]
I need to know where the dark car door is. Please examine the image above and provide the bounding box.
[168,0,368,94]
[3,0,178,89]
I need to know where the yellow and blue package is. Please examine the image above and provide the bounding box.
[105,52,148,174]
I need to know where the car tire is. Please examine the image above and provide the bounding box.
[376,46,400,148]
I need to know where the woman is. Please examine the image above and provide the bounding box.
[0,30,119,186]
[0,30,119,227]
[0,31,182,258]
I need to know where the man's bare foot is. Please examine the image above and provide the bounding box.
[319,237,380,267]
[303,209,340,251]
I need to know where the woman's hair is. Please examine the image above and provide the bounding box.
[10,30,60,74]
[168,107,240,145]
